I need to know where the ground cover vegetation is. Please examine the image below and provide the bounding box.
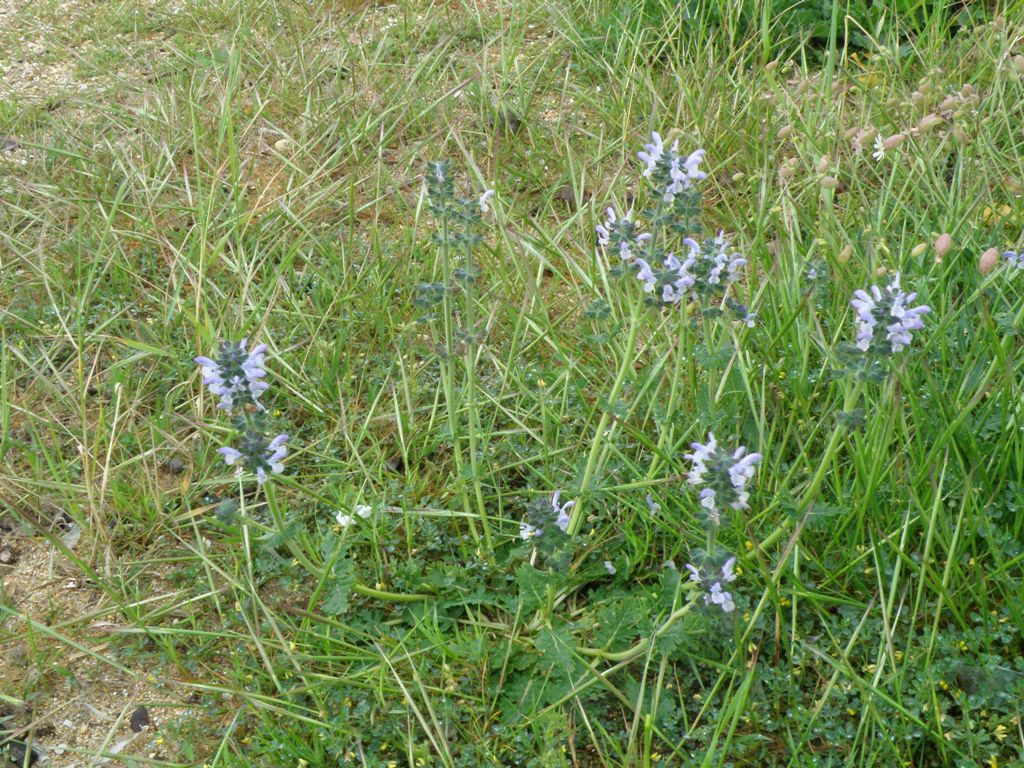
[3,0,1024,765]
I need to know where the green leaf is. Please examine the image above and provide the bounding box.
[322,558,356,616]
[534,624,578,681]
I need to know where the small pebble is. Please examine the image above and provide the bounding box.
[164,457,187,475]
[130,706,151,733]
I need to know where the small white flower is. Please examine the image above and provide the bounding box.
[872,135,885,162]
[478,189,496,213]
[355,504,373,519]
[519,522,539,540]
[645,493,661,516]
[336,512,355,528]
[603,560,617,575]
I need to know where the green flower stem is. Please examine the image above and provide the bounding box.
[576,598,696,663]
[437,211,483,550]
[567,295,643,536]
[461,242,494,555]
[646,302,691,480]
[754,379,864,555]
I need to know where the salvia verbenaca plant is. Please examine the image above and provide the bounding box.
[421,159,497,552]
[195,340,288,484]
[685,432,762,528]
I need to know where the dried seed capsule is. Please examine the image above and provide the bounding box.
[935,234,953,258]
[838,245,853,264]
[910,242,928,258]
[816,155,831,174]
[777,124,794,140]
[820,176,841,189]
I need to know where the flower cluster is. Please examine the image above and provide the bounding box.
[219,432,288,485]
[1004,250,1024,269]
[685,556,738,613]
[520,490,575,540]
[684,432,761,526]
[637,132,707,203]
[633,251,695,303]
[195,339,269,411]
[850,272,931,355]
[595,134,749,309]
[627,233,747,307]
[682,233,748,296]
[596,208,651,261]
[195,339,288,485]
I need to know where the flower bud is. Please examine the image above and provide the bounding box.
[934,234,953,259]
[777,124,794,140]
[820,176,841,189]
[882,133,906,150]
[843,126,860,141]
[938,95,958,112]
[816,155,831,174]
[979,247,1000,274]
[838,244,853,264]
[910,242,928,258]
[875,266,888,277]
[952,127,970,144]
[917,113,943,133]
[1014,55,1024,75]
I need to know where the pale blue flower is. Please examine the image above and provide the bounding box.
[552,490,575,533]
[519,522,539,540]
[478,189,496,213]
[1003,251,1024,269]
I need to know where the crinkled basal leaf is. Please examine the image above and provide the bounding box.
[593,599,643,651]
[322,558,356,616]
[516,563,565,613]
[534,624,578,681]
